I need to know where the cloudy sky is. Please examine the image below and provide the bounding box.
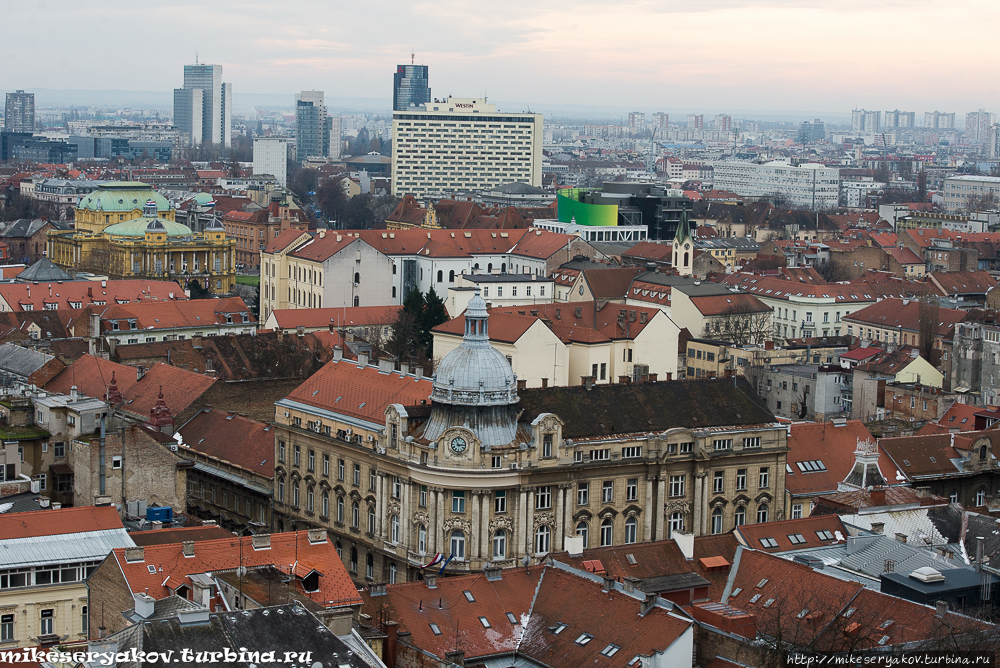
[5,0,998,116]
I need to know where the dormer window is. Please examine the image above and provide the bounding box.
[226,314,233,324]
[129,320,137,330]
[111,321,120,331]
[70,302,82,309]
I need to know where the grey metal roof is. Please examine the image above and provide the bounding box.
[0,527,135,567]
[465,273,554,284]
[0,343,54,378]
[191,462,272,495]
[16,258,73,283]
[838,535,963,580]
[0,491,48,514]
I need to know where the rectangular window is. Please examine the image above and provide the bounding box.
[536,486,552,509]
[278,441,285,462]
[1,614,13,642]
[626,478,638,501]
[590,449,610,461]
[792,503,803,519]
[370,471,377,490]
[353,464,361,486]
[713,439,733,451]
[759,467,770,489]
[494,490,506,513]
[40,610,53,636]
[680,442,693,453]
[577,482,589,505]
[392,477,402,499]
[743,437,761,449]
[669,475,685,497]
[602,481,614,503]
[713,471,724,493]
[338,459,345,480]
[293,445,301,467]
[452,490,466,513]
[736,469,747,490]
[492,455,502,468]
[599,363,606,380]
[621,446,641,458]
[323,454,330,476]
[542,433,553,458]
[420,485,427,507]
[307,449,315,471]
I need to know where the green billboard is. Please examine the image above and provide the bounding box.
[557,192,618,226]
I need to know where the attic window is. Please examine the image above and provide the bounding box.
[628,657,642,666]
[787,534,806,545]
[816,530,835,541]
[844,607,856,618]
[479,617,491,629]
[429,623,442,636]
[903,459,911,466]
[880,620,894,630]
[731,587,742,597]
[506,612,518,624]
[626,554,637,565]
[759,538,778,548]
[749,594,761,604]
[463,590,476,602]
[574,634,593,646]
[550,623,567,635]
[763,598,775,608]
[146,565,156,574]
[878,635,890,646]
[600,644,620,657]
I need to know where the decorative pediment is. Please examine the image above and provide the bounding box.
[304,475,316,485]
[386,499,401,518]
[333,484,347,496]
[623,504,643,518]
[412,510,429,527]
[573,509,593,521]
[489,515,514,534]
[664,500,690,515]
[532,511,555,530]
[274,465,286,477]
[442,516,472,534]
[349,489,363,501]
[289,470,302,482]
[755,491,773,504]
[597,507,618,520]
[710,496,728,509]
[733,494,751,507]
[319,480,331,490]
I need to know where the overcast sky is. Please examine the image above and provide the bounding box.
[5,0,998,116]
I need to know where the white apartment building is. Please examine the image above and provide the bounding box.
[711,160,841,209]
[942,174,1000,212]
[253,137,288,187]
[391,97,543,198]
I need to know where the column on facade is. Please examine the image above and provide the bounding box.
[481,491,490,559]
[471,491,481,559]
[693,473,703,537]
[655,476,666,539]
[400,480,411,548]
[427,487,438,554]
[701,472,710,535]
[517,488,527,557]
[436,488,445,554]
[554,484,567,551]
[376,473,385,535]
[644,477,655,540]
[525,488,535,555]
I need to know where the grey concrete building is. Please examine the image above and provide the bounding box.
[760,364,847,421]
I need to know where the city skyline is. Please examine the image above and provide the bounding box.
[3,0,999,114]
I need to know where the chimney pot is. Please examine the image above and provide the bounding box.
[182,541,194,557]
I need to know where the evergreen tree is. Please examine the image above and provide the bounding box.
[420,287,449,355]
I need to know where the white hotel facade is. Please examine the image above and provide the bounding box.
[391,97,543,198]
[712,160,841,209]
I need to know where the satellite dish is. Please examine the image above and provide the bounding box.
[521,554,531,567]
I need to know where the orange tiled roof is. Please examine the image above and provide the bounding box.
[269,306,401,330]
[786,420,894,497]
[0,280,186,312]
[0,505,123,539]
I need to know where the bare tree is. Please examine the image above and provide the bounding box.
[703,301,772,346]
[917,295,939,360]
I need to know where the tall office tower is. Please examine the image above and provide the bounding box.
[4,90,34,132]
[391,97,542,198]
[628,111,645,133]
[966,109,993,142]
[295,91,331,160]
[924,111,956,130]
[885,110,900,128]
[715,114,732,132]
[173,63,232,147]
[328,116,342,159]
[253,137,288,187]
[687,114,704,130]
[797,119,825,143]
[989,125,1000,160]
[393,64,431,111]
[652,112,669,130]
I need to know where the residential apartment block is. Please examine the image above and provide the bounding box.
[942,174,1000,212]
[711,161,840,209]
[390,97,542,198]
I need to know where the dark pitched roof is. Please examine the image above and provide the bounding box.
[177,408,276,477]
[15,258,72,282]
[518,377,775,440]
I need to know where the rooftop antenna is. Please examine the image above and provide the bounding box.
[411,48,414,66]
[195,52,199,65]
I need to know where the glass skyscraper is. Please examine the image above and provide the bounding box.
[296,91,330,160]
[173,64,232,147]
[393,65,431,112]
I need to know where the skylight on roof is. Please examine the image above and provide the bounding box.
[429,623,442,635]
[797,609,810,619]
[749,594,761,604]
[788,534,806,545]
[506,612,518,625]
[463,590,475,602]
[760,538,778,548]
[575,633,593,646]
[732,587,742,597]
[550,623,567,635]
[479,616,491,629]
[600,644,620,657]
[763,598,775,608]
[626,554,637,565]
[816,530,835,541]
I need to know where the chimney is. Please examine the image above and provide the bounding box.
[639,593,658,616]
[385,621,399,668]
[870,488,887,506]
[870,522,884,535]
[582,376,595,390]
[182,541,195,557]
[307,528,326,544]
[133,593,155,619]
[414,366,424,379]
[97,626,107,639]
[444,650,466,667]
[251,534,271,550]
[935,600,948,618]
[400,362,410,376]
[333,346,343,361]
[914,486,931,498]
[378,357,394,374]
[601,575,615,592]
[357,351,369,367]
[123,547,145,563]
[296,325,305,338]
[484,564,502,581]
[895,532,908,544]
[70,385,78,403]
[192,335,203,349]
[911,348,919,358]
[424,573,437,589]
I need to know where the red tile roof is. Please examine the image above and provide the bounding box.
[177,407,276,477]
[723,273,926,303]
[129,525,234,546]
[121,363,217,420]
[842,298,966,336]
[885,246,923,265]
[45,354,139,400]
[97,296,254,332]
[491,301,662,342]
[581,267,645,299]
[623,241,673,262]
[689,293,771,316]
[734,515,849,552]
[0,505,123,539]
[434,312,538,344]
[269,305,401,331]
[0,280,186,312]
[627,280,672,307]
[284,359,432,423]
[111,531,361,607]
[929,270,998,296]
[785,420,894,497]
[937,401,979,430]
[265,228,311,254]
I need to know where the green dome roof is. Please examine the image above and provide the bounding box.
[79,182,170,213]
[193,192,215,205]
[104,217,192,238]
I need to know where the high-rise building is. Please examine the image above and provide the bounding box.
[851,109,866,133]
[4,90,34,132]
[988,125,1000,160]
[393,65,431,112]
[925,111,956,130]
[885,110,915,129]
[173,63,232,147]
[627,112,645,133]
[652,112,669,130]
[965,109,993,142]
[295,91,331,160]
[797,119,825,143]
[253,137,288,187]
[714,114,732,133]
[391,97,542,198]
[328,116,342,160]
[687,114,704,130]
[864,110,881,133]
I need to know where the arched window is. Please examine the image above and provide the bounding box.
[392,263,397,274]
[600,518,613,547]
[981,445,989,460]
[307,486,314,512]
[418,524,427,554]
[337,496,344,523]
[366,553,374,579]
[335,540,342,558]
[322,490,329,517]
[392,286,397,299]
[354,272,360,285]
[437,270,443,282]
[390,515,400,543]
[976,487,987,507]
[711,508,723,534]
[451,530,466,560]
[734,506,746,527]
[388,562,397,584]
[277,477,285,503]
[350,547,358,573]
[501,263,507,273]
[576,521,589,548]
[624,517,637,544]
[683,252,689,268]
[535,525,551,554]
[353,296,360,307]
[756,504,769,523]
[368,507,376,534]
[474,263,480,270]
[352,500,360,527]
[493,530,507,558]
[448,270,455,282]
[488,263,493,273]
[292,483,300,507]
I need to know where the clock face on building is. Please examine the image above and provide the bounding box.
[450,436,468,454]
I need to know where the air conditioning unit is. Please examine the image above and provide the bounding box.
[509,463,519,470]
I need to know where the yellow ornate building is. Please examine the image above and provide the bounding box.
[49,182,236,294]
